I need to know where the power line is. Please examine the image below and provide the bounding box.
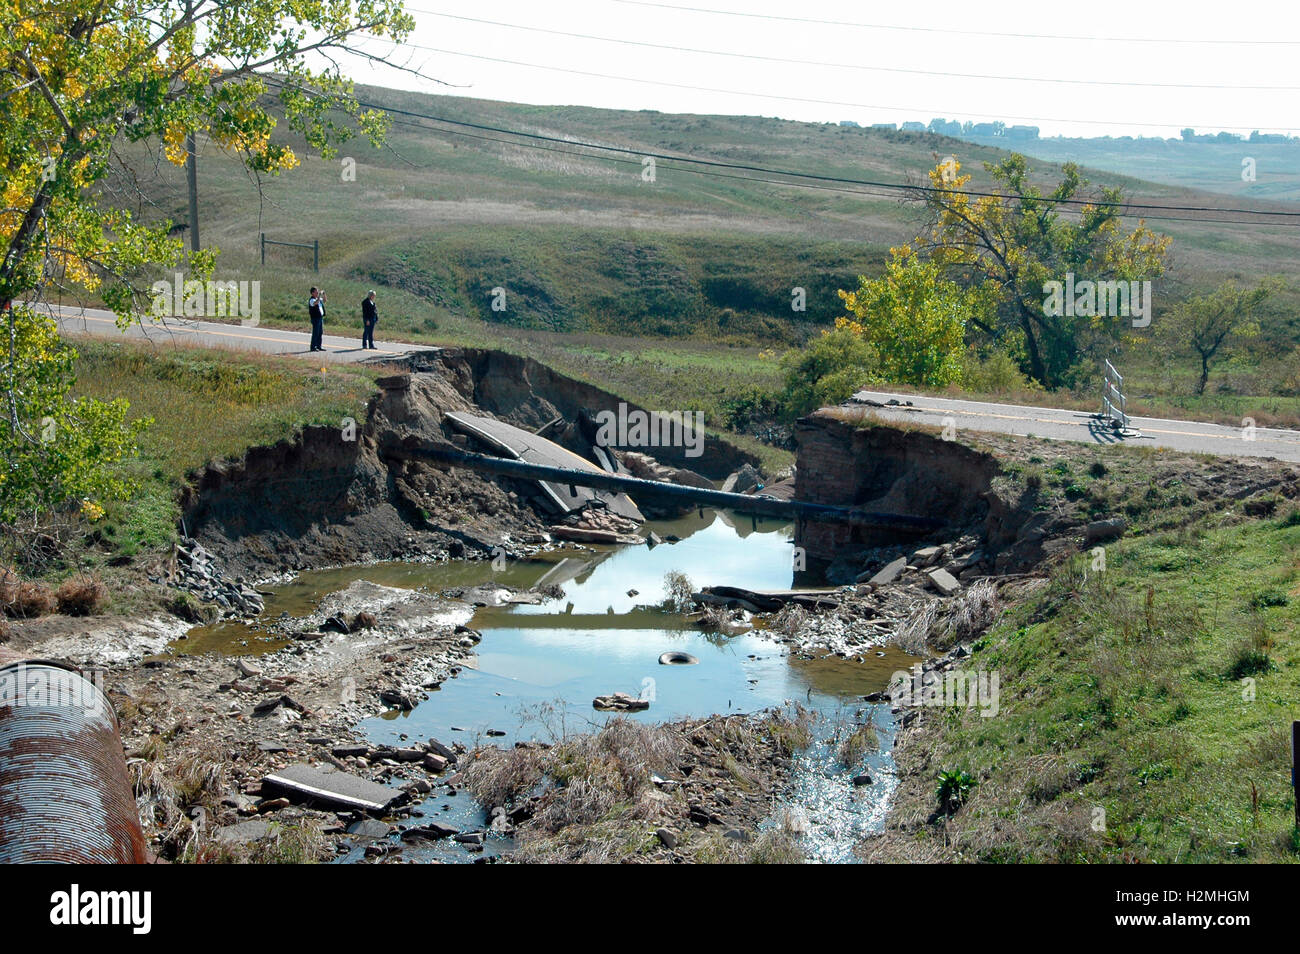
[407,9,1300,92]
[377,113,1300,228]
[262,77,1300,225]
[362,40,1300,134]
[609,0,1300,46]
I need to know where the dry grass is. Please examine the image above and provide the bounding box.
[0,570,55,618]
[837,722,879,766]
[54,576,108,616]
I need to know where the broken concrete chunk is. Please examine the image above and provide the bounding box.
[910,545,945,567]
[860,556,908,586]
[262,763,400,813]
[925,567,963,597]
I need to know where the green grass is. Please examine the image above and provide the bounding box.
[67,338,381,561]
[894,505,1300,862]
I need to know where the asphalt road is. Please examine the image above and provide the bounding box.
[851,389,1300,463]
[42,303,435,364]
[42,303,1300,463]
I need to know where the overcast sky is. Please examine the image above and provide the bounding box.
[337,0,1300,138]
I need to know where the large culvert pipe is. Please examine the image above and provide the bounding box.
[0,659,147,863]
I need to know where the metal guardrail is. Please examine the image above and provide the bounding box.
[1101,359,1130,431]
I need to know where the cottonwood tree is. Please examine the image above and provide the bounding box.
[910,155,1170,389]
[1161,279,1276,395]
[0,0,413,545]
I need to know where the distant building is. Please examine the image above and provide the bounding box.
[900,121,927,132]
[871,122,897,131]
[839,120,860,127]
[1005,125,1040,141]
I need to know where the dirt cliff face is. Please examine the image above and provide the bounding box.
[795,410,1004,567]
[179,348,759,580]
[416,349,758,479]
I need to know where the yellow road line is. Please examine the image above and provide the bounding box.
[892,402,1300,448]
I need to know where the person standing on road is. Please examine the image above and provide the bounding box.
[361,290,378,350]
[308,286,327,351]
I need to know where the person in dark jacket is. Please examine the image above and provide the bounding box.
[308,286,327,351]
[361,290,378,350]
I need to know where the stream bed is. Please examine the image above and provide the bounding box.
[181,509,914,863]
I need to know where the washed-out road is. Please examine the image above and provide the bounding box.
[851,389,1300,463]
[43,303,1300,463]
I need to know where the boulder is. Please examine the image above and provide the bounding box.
[1085,517,1127,544]
[924,567,962,597]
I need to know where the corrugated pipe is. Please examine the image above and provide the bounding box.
[0,659,147,863]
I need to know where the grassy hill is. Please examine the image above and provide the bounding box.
[78,83,1300,430]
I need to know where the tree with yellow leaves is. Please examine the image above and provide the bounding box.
[0,0,412,548]
[912,154,1170,389]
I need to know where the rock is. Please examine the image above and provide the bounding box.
[392,748,426,763]
[1085,517,1127,544]
[401,822,458,841]
[688,804,711,827]
[924,567,962,597]
[321,614,350,635]
[426,739,457,763]
[910,545,945,567]
[722,463,764,495]
[257,797,291,813]
[422,753,449,773]
[593,691,650,712]
[655,827,678,849]
[347,818,393,839]
[380,689,416,711]
[235,659,262,678]
[453,831,485,845]
[214,820,272,844]
[332,744,369,759]
[723,828,751,842]
[860,556,908,586]
[645,531,663,548]
[852,774,874,787]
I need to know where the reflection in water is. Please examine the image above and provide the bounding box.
[176,510,912,863]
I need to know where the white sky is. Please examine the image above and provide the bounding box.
[335,0,1300,138]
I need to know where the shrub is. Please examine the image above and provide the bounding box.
[960,347,1034,394]
[166,591,217,624]
[54,577,108,616]
[0,572,56,618]
[777,326,879,418]
[937,769,977,813]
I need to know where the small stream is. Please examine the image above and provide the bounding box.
[179,510,914,863]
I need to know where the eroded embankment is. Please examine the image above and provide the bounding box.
[795,408,1042,582]
[179,347,761,581]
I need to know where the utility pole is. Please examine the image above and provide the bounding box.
[185,132,200,252]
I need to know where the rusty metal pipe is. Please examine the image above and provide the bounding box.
[0,659,147,863]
